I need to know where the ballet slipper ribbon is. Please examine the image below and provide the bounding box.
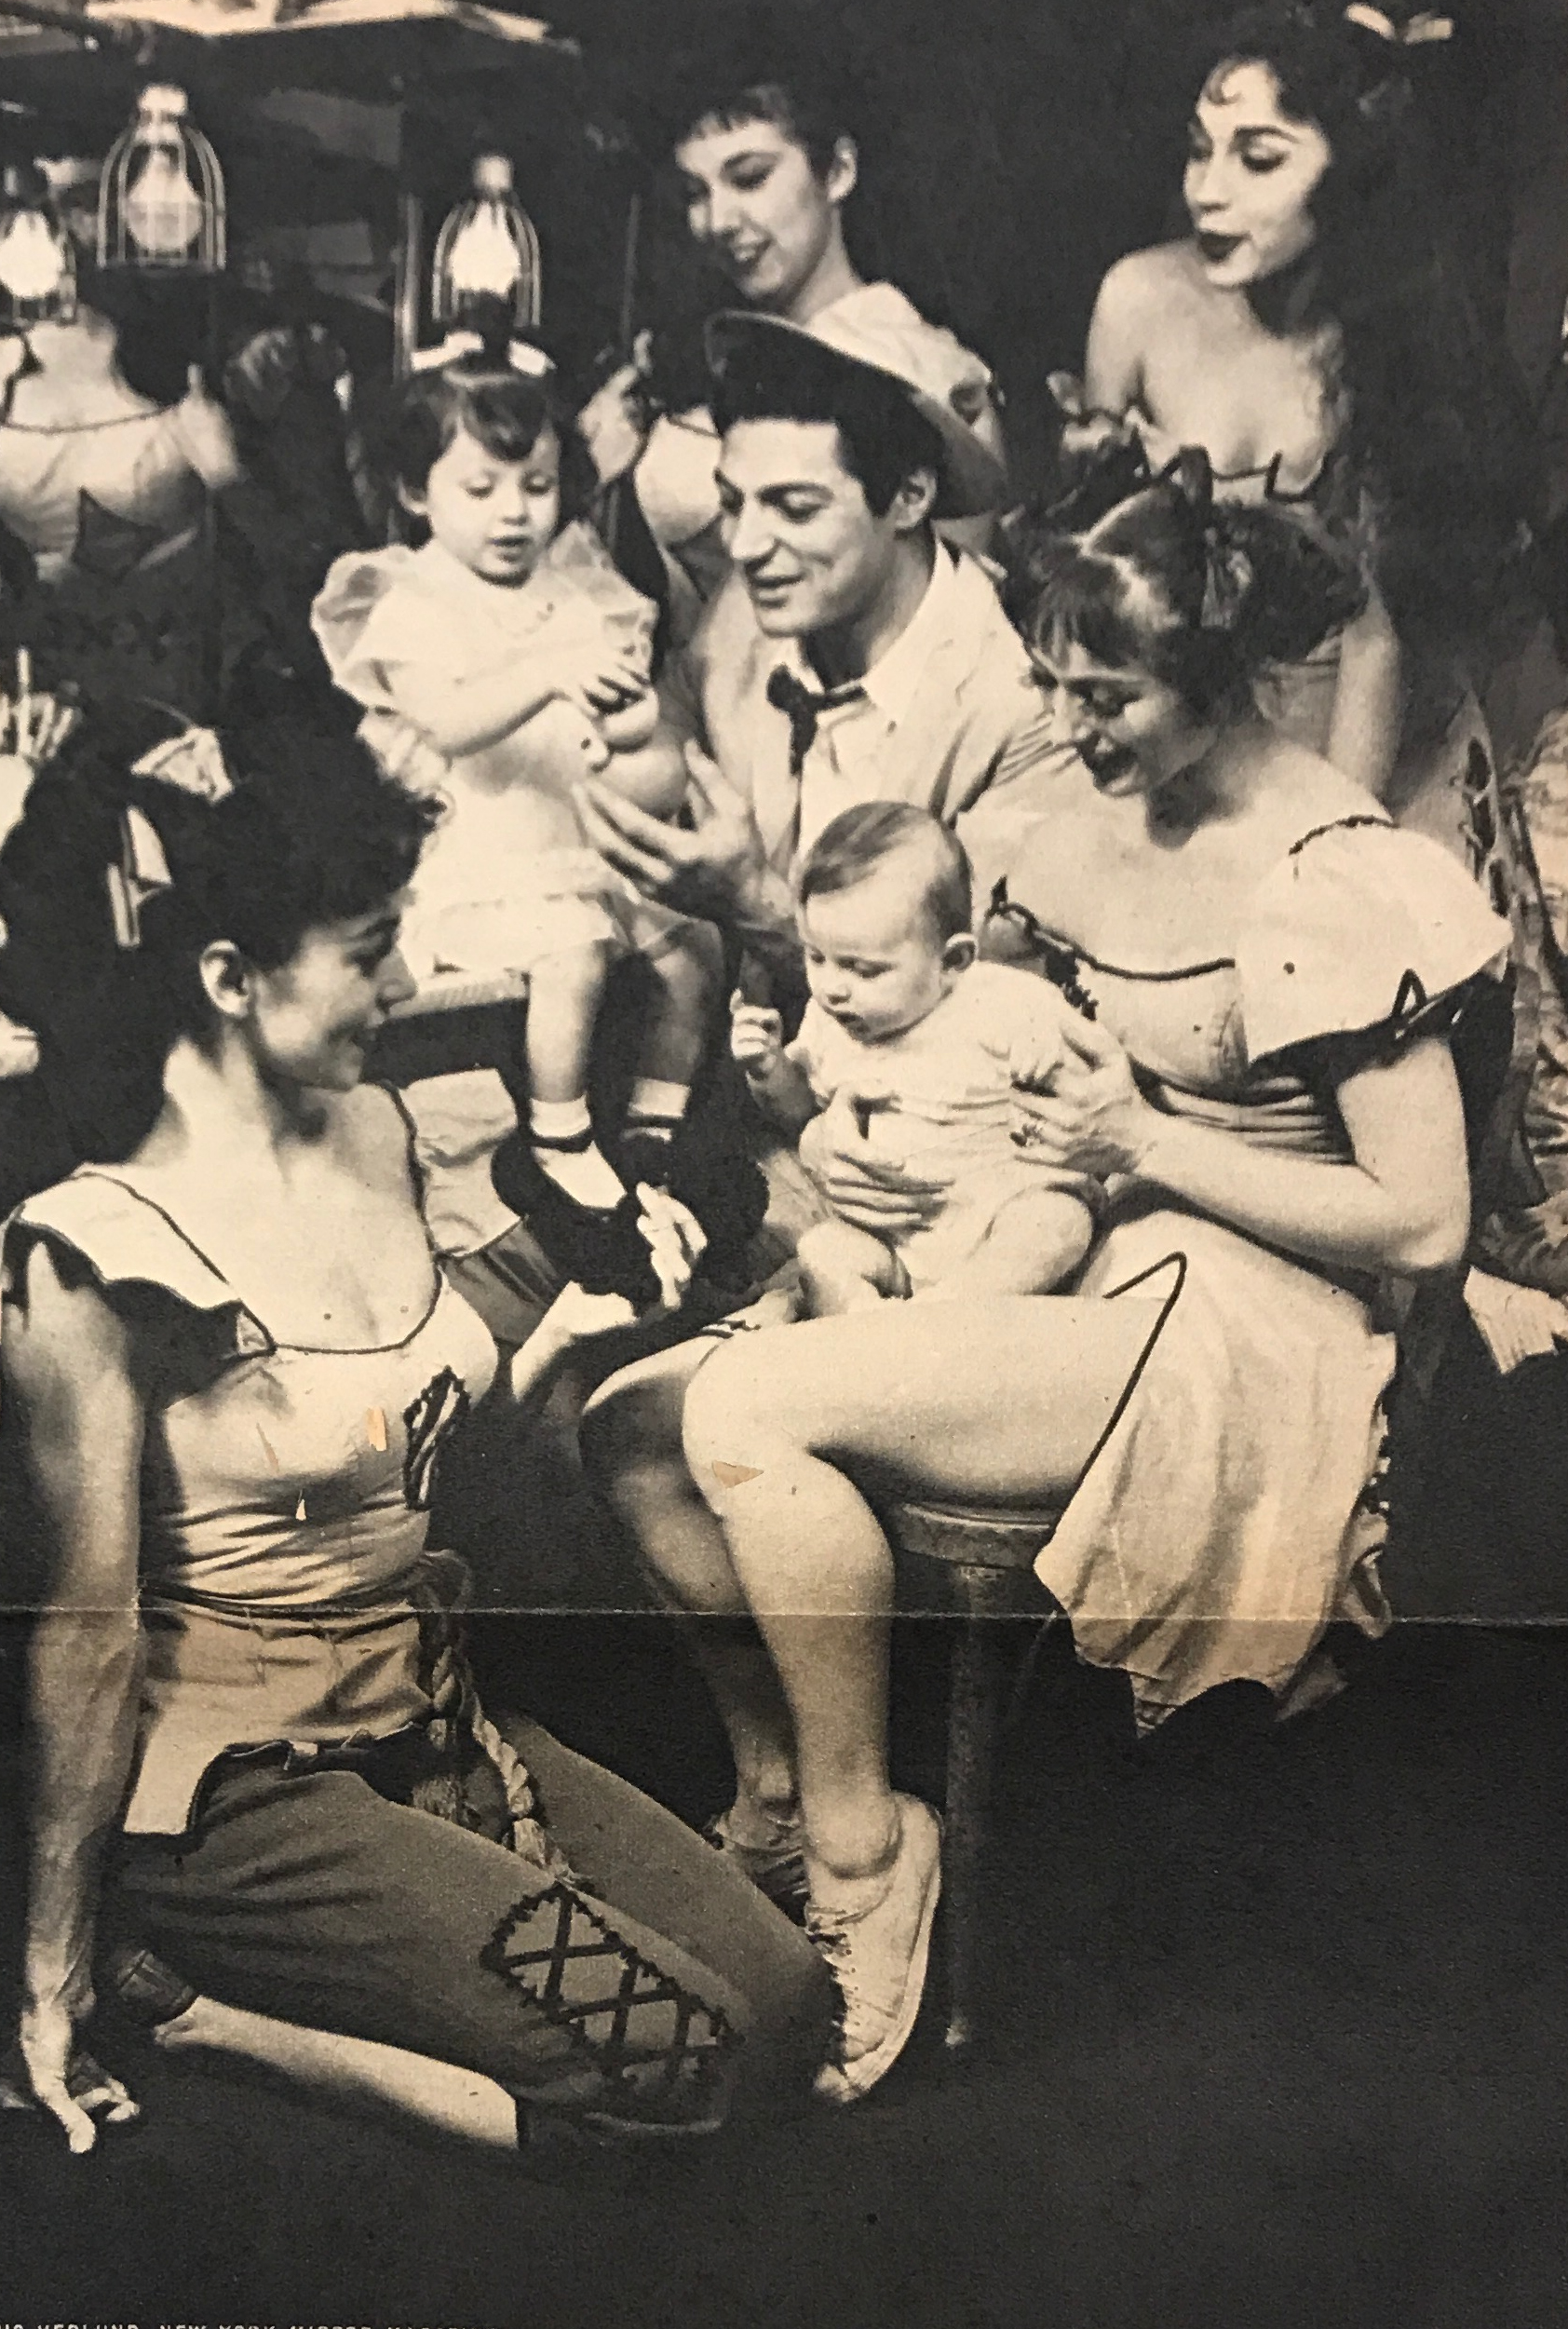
[1344,6,1454,43]
[409,332,554,378]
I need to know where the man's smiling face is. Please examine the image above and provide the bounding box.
[715,415,901,639]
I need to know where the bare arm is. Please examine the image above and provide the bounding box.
[577,739,803,984]
[1325,583,1403,803]
[729,998,821,1140]
[5,1239,146,2153]
[1140,1039,1468,1276]
[1081,259,1149,420]
[1019,1017,1470,1280]
[388,625,647,763]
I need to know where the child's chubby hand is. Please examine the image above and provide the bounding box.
[730,988,785,1081]
[595,684,661,756]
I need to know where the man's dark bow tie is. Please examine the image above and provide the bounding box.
[766,666,868,775]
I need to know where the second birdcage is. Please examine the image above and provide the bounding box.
[430,154,541,332]
[0,163,75,325]
[98,85,226,275]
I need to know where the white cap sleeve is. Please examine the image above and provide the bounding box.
[4,1175,270,1357]
[1237,819,1510,1064]
[310,547,422,713]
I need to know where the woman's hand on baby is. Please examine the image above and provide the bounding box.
[2,2003,139,2156]
[1010,1012,1156,1178]
[799,1084,950,1236]
[730,991,785,1080]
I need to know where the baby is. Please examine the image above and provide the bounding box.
[732,801,1100,1314]
[312,328,715,1222]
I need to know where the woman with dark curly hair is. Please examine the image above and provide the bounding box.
[0,715,829,2162]
[1055,0,1534,885]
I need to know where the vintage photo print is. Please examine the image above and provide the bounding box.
[4,1,1568,2322]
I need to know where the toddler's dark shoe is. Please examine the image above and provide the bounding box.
[612,1113,769,1291]
[492,1133,662,1307]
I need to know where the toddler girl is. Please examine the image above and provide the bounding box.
[312,327,719,1242]
[732,802,1101,1313]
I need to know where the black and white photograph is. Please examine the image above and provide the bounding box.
[4,0,1568,2319]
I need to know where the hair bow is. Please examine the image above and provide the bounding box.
[107,803,173,951]
[409,331,554,379]
[132,724,234,804]
[1344,6,1454,44]
[1199,525,1255,633]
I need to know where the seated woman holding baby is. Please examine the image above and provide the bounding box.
[583,450,1512,2107]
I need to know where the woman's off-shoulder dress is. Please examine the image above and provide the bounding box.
[994,817,1509,1727]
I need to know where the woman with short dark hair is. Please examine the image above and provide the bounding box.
[578,21,1007,614]
[0,714,830,2160]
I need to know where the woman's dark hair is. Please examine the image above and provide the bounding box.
[647,8,860,178]
[1187,3,1536,657]
[0,710,440,1161]
[370,300,597,529]
[1007,449,1368,717]
[710,332,944,517]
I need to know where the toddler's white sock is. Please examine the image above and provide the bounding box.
[529,1098,625,1210]
[626,1078,692,1133]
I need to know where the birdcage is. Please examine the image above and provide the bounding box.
[98,86,226,275]
[0,162,75,325]
[430,154,541,332]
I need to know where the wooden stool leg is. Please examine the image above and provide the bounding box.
[942,1568,1009,2052]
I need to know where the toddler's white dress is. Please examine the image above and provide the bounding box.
[312,521,684,982]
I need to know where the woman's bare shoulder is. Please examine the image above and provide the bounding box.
[335,1082,420,1189]
[1264,737,1390,840]
[1096,241,1203,318]
[1,1225,134,1397]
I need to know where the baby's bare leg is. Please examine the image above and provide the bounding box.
[797,1218,909,1317]
[914,1189,1096,1304]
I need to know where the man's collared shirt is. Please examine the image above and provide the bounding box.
[666,541,1075,922]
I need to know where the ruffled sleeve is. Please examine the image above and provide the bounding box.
[539,519,658,664]
[1237,819,1510,1066]
[3,1173,272,1361]
[309,546,420,713]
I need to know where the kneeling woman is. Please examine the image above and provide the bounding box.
[0,721,829,2160]
[584,454,1510,2106]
